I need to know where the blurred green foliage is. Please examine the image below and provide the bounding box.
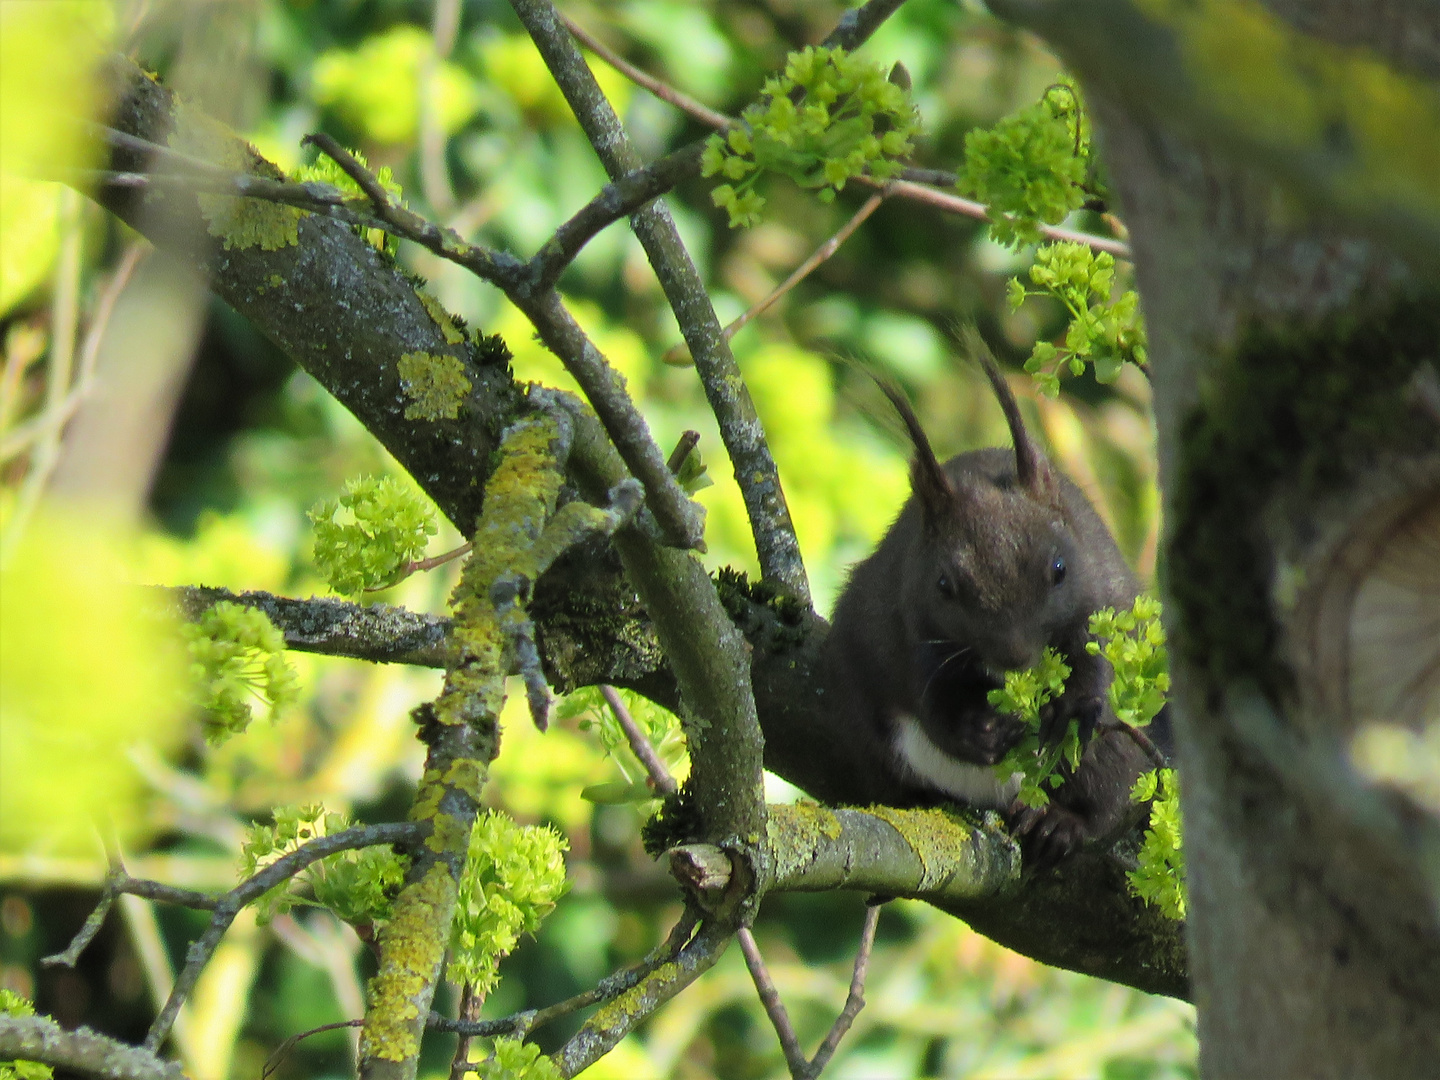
[0,0,1186,1076]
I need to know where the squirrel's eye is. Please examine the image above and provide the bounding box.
[1051,556,1067,586]
[937,572,953,596]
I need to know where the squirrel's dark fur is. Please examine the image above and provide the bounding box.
[820,332,1170,866]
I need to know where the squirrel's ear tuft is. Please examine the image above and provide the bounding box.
[873,375,960,531]
[962,325,1061,507]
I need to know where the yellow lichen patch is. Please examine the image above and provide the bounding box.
[397,351,472,422]
[434,414,566,730]
[426,812,469,855]
[167,100,303,251]
[359,863,457,1063]
[590,961,680,1031]
[444,758,488,802]
[867,805,972,892]
[766,803,843,881]
[417,289,466,344]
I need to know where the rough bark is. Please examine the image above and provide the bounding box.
[987,0,1440,1073]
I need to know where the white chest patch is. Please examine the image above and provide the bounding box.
[892,714,1021,809]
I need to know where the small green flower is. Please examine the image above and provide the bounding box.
[240,804,408,926]
[309,475,439,595]
[1008,242,1147,395]
[988,647,1075,808]
[449,811,569,995]
[183,602,299,744]
[957,80,1091,247]
[703,45,919,228]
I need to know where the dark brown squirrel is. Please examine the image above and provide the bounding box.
[820,333,1171,866]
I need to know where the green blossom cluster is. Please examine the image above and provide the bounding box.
[397,351,473,421]
[0,989,52,1080]
[956,81,1090,247]
[1129,768,1185,920]
[556,686,688,804]
[292,149,404,254]
[239,804,408,926]
[1087,595,1170,728]
[183,601,299,744]
[474,1038,561,1080]
[988,647,1078,808]
[1007,241,1147,395]
[309,475,438,595]
[450,811,569,995]
[702,45,918,228]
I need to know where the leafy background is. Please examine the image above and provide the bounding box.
[0,0,1189,1076]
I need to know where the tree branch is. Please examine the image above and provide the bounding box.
[161,586,453,667]
[0,1015,188,1080]
[512,0,811,603]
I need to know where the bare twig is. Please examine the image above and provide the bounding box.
[820,0,914,50]
[448,983,482,1080]
[143,821,425,1053]
[512,293,705,550]
[738,905,881,1080]
[262,1020,364,1080]
[737,928,807,1076]
[551,919,732,1076]
[601,684,678,794]
[666,189,889,364]
[364,540,474,592]
[302,132,524,285]
[808,904,881,1077]
[561,15,736,130]
[162,585,454,668]
[873,178,1133,258]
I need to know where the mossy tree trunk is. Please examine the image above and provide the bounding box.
[990,0,1440,1073]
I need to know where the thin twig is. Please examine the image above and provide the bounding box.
[364,540,474,592]
[665,430,701,473]
[874,178,1133,258]
[551,917,730,1076]
[512,291,706,550]
[666,188,888,365]
[739,905,881,1080]
[530,141,707,290]
[561,15,736,130]
[261,1020,364,1080]
[143,821,426,1052]
[448,983,482,1080]
[738,927,809,1077]
[807,904,881,1076]
[601,684,677,795]
[820,0,914,51]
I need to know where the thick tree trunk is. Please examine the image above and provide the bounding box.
[1075,38,1440,1080]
